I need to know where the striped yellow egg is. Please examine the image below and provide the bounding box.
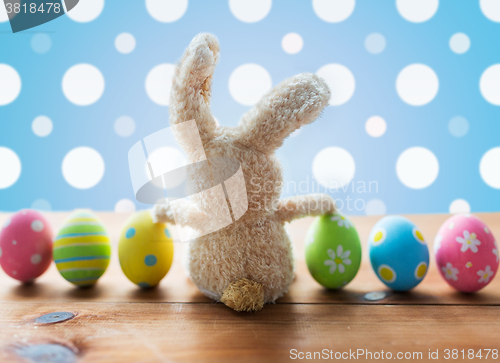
[54,210,111,286]
[118,211,174,288]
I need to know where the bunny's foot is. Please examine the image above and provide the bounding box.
[220,278,264,312]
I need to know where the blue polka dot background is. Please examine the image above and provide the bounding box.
[369,216,430,291]
[1,1,500,216]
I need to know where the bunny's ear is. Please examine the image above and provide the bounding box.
[170,33,219,146]
[235,73,330,154]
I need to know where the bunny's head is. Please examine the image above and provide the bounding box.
[168,34,330,224]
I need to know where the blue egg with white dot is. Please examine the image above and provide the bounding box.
[369,216,429,291]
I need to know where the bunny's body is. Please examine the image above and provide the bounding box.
[153,34,335,311]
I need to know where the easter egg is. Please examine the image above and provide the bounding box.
[305,213,362,289]
[369,216,429,291]
[118,211,174,288]
[434,214,498,292]
[0,210,53,282]
[54,210,111,286]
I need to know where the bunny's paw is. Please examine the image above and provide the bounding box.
[151,203,174,224]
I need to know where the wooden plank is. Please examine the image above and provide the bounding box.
[1,213,500,305]
[1,302,500,362]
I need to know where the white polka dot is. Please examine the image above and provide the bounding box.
[146,147,187,189]
[365,33,386,54]
[12,270,17,275]
[146,0,188,23]
[396,0,438,23]
[12,240,17,245]
[0,147,21,189]
[0,1,19,22]
[396,64,439,106]
[0,2,9,22]
[313,0,355,23]
[114,116,135,137]
[115,199,136,213]
[365,116,387,137]
[449,199,471,214]
[32,116,53,137]
[67,0,104,22]
[31,220,44,232]
[449,33,470,54]
[145,63,176,106]
[62,147,105,189]
[0,64,21,106]
[480,147,500,189]
[365,199,387,215]
[0,247,2,258]
[313,147,355,189]
[229,0,271,23]
[282,33,303,54]
[115,33,136,54]
[481,0,500,22]
[229,64,272,106]
[448,116,469,137]
[30,254,42,265]
[317,64,355,106]
[31,33,52,54]
[480,64,500,106]
[62,64,105,106]
[32,199,51,211]
[396,147,439,189]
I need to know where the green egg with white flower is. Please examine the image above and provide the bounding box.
[305,213,362,289]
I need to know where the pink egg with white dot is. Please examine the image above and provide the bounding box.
[0,209,53,282]
[435,214,498,293]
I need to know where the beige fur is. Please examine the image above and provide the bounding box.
[153,33,335,311]
[220,278,264,312]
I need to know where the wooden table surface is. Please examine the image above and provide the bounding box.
[1,212,500,362]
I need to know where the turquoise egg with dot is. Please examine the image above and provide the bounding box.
[369,215,429,291]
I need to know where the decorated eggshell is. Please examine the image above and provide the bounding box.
[0,210,53,282]
[54,210,111,286]
[369,216,429,291]
[118,211,174,288]
[434,214,498,292]
[305,213,362,289]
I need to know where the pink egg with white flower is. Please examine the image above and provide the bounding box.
[0,210,53,282]
[435,214,498,293]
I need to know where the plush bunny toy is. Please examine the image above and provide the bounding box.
[153,33,335,312]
